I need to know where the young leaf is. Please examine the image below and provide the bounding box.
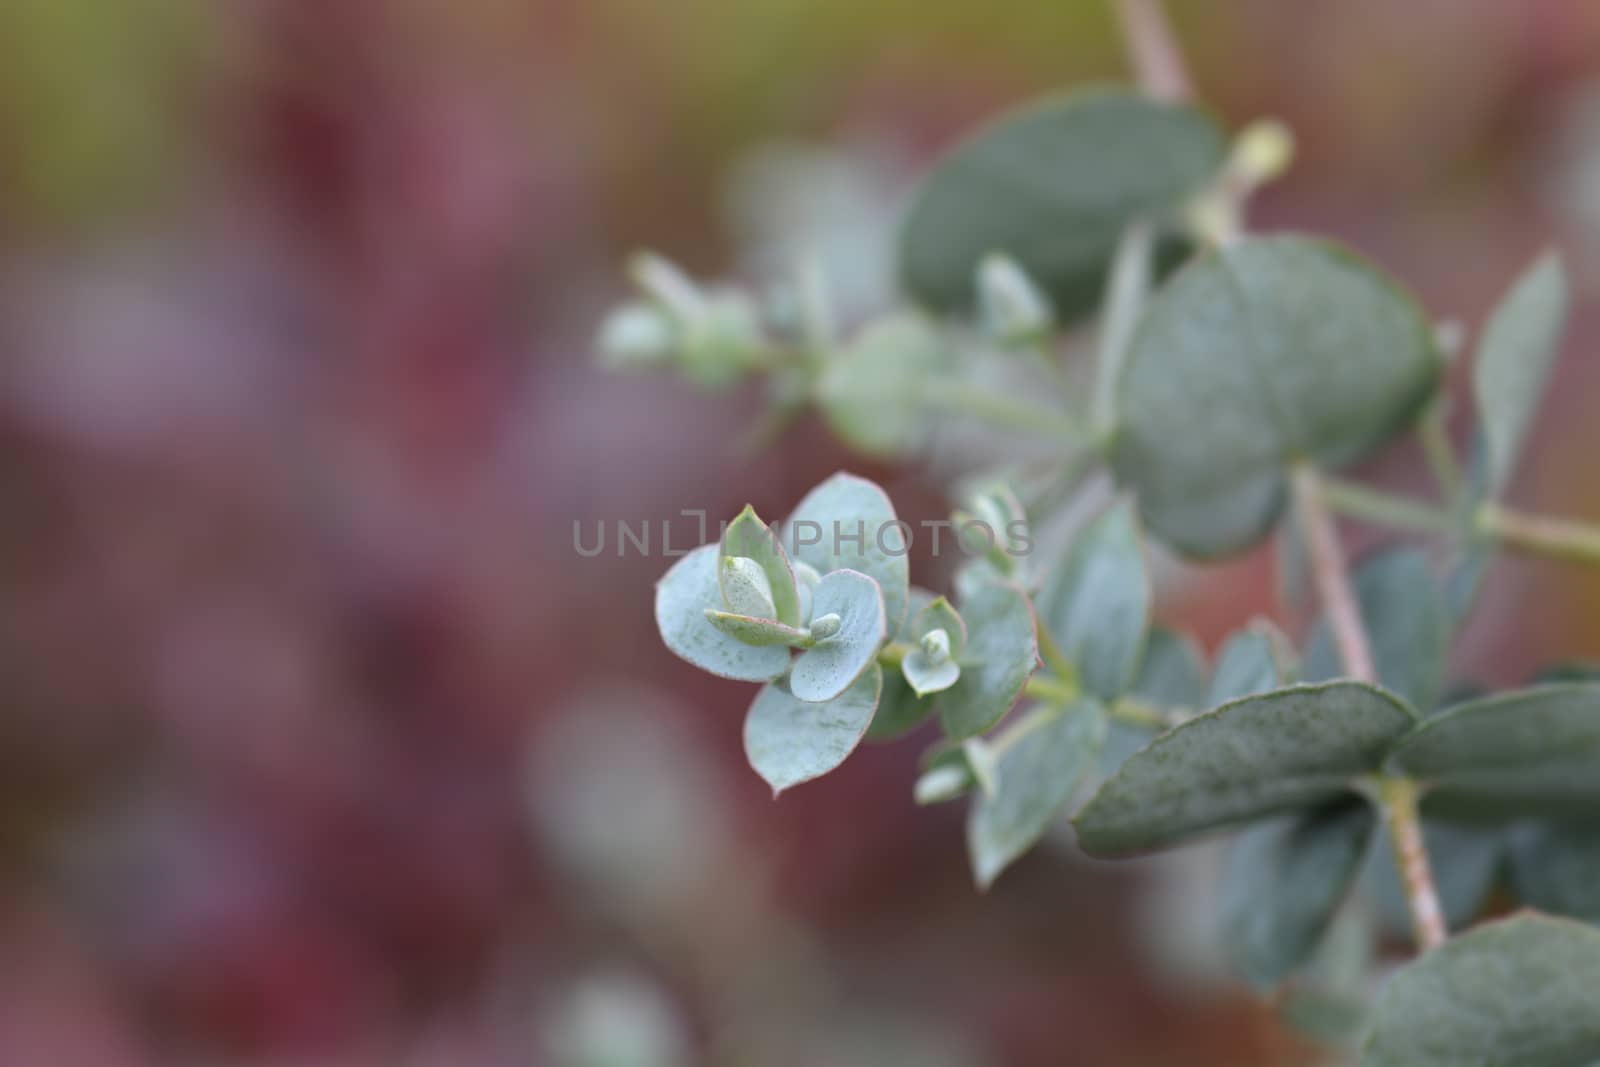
[1206,619,1295,707]
[656,544,791,682]
[786,472,911,634]
[1111,236,1442,557]
[743,665,883,795]
[1073,682,1418,857]
[816,314,951,459]
[1302,546,1449,712]
[1219,797,1376,990]
[903,633,961,697]
[899,88,1224,322]
[865,587,940,741]
[1036,498,1151,702]
[705,611,809,647]
[721,505,802,626]
[719,555,778,620]
[1361,820,1503,938]
[1363,913,1600,1067]
[1507,822,1600,921]
[937,579,1040,739]
[968,700,1107,888]
[1472,251,1569,499]
[789,569,886,703]
[1387,682,1600,818]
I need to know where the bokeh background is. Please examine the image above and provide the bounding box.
[3,1,1600,1064]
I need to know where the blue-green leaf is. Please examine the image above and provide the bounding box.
[656,544,790,682]
[1387,683,1600,818]
[1111,236,1442,558]
[1100,627,1208,778]
[789,569,886,703]
[786,472,911,634]
[937,579,1040,739]
[704,611,809,647]
[744,665,883,794]
[1074,682,1418,856]
[968,700,1107,888]
[1472,251,1569,498]
[1037,498,1150,702]
[899,88,1224,322]
[1220,798,1376,989]
[721,505,802,626]
[1362,913,1600,1067]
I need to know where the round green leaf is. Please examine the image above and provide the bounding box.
[656,544,791,682]
[1111,236,1442,558]
[785,472,911,634]
[721,505,802,627]
[816,314,952,458]
[743,665,883,795]
[1472,251,1569,499]
[1037,498,1151,703]
[937,579,1039,739]
[789,569,886,703]
[1363,913,1600,1067]
[899,88,1224,322]
[1302,546,1448,713]
[1388,682,1600,819]
[1073,681,1419,857]
[968,700,1107,889]
[1220,798,1376,990]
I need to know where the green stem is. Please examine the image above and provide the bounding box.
[1418,403,1463,505]
[1034,622,1078,684]
[1109,696,1176,731]
[921,381,1091,448]
[1376,776,1448,951]
[1023,673,1077,706]
[1318,477,1600,567]
[1478,503,1600,566]
[1092,221,1154,440]
[1319,478,1459,536]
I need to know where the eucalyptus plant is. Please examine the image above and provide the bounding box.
[600,2,1600,1062]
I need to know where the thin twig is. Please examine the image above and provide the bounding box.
[1113,0,1192,102]
[1291,465,1377,684]
[1377,777,1449,950]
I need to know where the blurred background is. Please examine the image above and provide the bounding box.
[3,0,1600,1063]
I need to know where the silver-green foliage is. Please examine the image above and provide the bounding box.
[619,73,1600,1066]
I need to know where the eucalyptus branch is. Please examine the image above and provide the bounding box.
[1295,464,1448,954]
[1418,402,1464,505]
